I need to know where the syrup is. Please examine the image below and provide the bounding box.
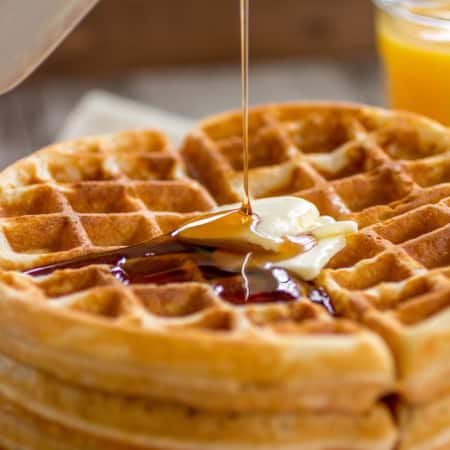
[240,0,251,215]
[25,235,191,277]
[25,238,303,306]
[23,0,332,310]
[173,209,260,252]
[117,252,302,306]
[173,208,316,255]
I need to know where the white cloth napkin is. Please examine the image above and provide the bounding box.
[58,90,195,146]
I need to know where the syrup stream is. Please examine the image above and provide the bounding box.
[240,0,252,216]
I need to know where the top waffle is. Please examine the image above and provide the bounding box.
[0,103,448,419]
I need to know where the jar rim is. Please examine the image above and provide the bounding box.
[373,0,450,29]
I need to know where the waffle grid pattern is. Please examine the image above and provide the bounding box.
[0,130,215,269]
[182,104,450,405]
[182,104,450,224]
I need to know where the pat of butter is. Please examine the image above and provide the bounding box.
[215,196,318,241]
[274,237,346,280]
[216,196,357,280]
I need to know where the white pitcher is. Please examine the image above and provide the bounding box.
[0,0,98,94]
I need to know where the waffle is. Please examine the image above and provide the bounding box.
[0,351,396,450]
[0,103,447,449]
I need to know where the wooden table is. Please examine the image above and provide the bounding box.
[0,58,382,169]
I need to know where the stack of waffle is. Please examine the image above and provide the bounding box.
[0,103,448,450]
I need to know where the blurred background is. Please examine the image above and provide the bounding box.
[0,0,381,167]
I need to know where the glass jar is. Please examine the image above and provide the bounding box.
[374,0,450,125]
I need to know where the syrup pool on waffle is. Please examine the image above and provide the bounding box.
[25,197,357,307]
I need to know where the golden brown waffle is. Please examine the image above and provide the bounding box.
[0,103,448,449]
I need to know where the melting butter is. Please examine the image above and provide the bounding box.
[177,196,357,281]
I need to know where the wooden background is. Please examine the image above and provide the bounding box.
[39,0,375,76]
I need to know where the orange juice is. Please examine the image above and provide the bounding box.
[376,1,450,125]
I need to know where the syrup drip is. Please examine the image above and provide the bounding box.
[240,0,251,215]
[174,209,317,256]
[111,252,302,306]
[25,209,318,306]
[25,235,303,306]
[173,209,261,252]
[25,235,191,277]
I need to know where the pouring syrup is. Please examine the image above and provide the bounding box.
[24,0,332,310]
[240,0,252,216]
